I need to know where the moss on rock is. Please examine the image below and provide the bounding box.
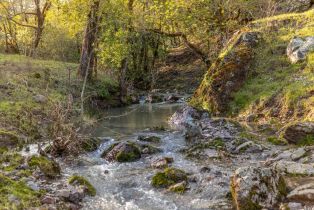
[102,142,141,162]
[28,156,60,178]
[190,32,261,115]
[68,175,96,196]
[151,167,187,188]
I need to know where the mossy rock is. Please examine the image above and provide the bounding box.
[191,32,261,114]
[102,142,141,162]
[28,156,60,178]
[82,137,101,152]
[68,175,96,196]
[151,167,187,188]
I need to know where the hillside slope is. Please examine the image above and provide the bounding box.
[191,9,314,125]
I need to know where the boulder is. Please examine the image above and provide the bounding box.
[282,122,314,145]
[169,106,201,129]
[101,142,141,162]
[33,94,47,103]
[287,37,314,63]
[191,31,261,114]
[27,156,61,179]
[273,160,314,176]
[151,167,187,188]
[287,183,314,202]
[231,166,286,210]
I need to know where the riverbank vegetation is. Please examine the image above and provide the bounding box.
[0,0,314,209]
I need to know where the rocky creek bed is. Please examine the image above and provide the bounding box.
[3,103,314,210]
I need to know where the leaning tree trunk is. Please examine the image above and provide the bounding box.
[78,0,100,80]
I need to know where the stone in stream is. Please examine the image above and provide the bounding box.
[230,166,286,210]
[150,157,174,169]
[138,135,161,143]
[101,142,141,162]
[151,167,188,191]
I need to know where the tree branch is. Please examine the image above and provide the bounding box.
[9,18,37,29]
[148,29,210,66]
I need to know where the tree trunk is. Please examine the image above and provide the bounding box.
[78,0,100,80]
[119,58,128,104]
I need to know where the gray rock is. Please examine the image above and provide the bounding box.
[231,166,285,209]
[27,181,40,191]
[280,202,303,210]
[57,188,85,204]
[33,94,47,103]
[290,148,307,161]
[41,196,56,204]
[287,37,314,63]
[287,183,314,202]
[234,141,263,154]
[169,106,201,129]
[273,160,314,176]
[151,157,173,169]
[8,194,20,206]
[279,0,314,13]
[57,189,70,198]
[68,188,85,204]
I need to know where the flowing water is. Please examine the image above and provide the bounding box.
[62,103,235,210]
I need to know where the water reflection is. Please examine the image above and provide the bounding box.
[94,103,182,137]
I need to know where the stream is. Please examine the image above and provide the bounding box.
[58,103,275,210]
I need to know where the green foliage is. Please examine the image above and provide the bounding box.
[68,175,96,196]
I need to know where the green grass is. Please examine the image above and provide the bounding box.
[0,173,41,209]
[0,53,118,146]
[228,10,314,120]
